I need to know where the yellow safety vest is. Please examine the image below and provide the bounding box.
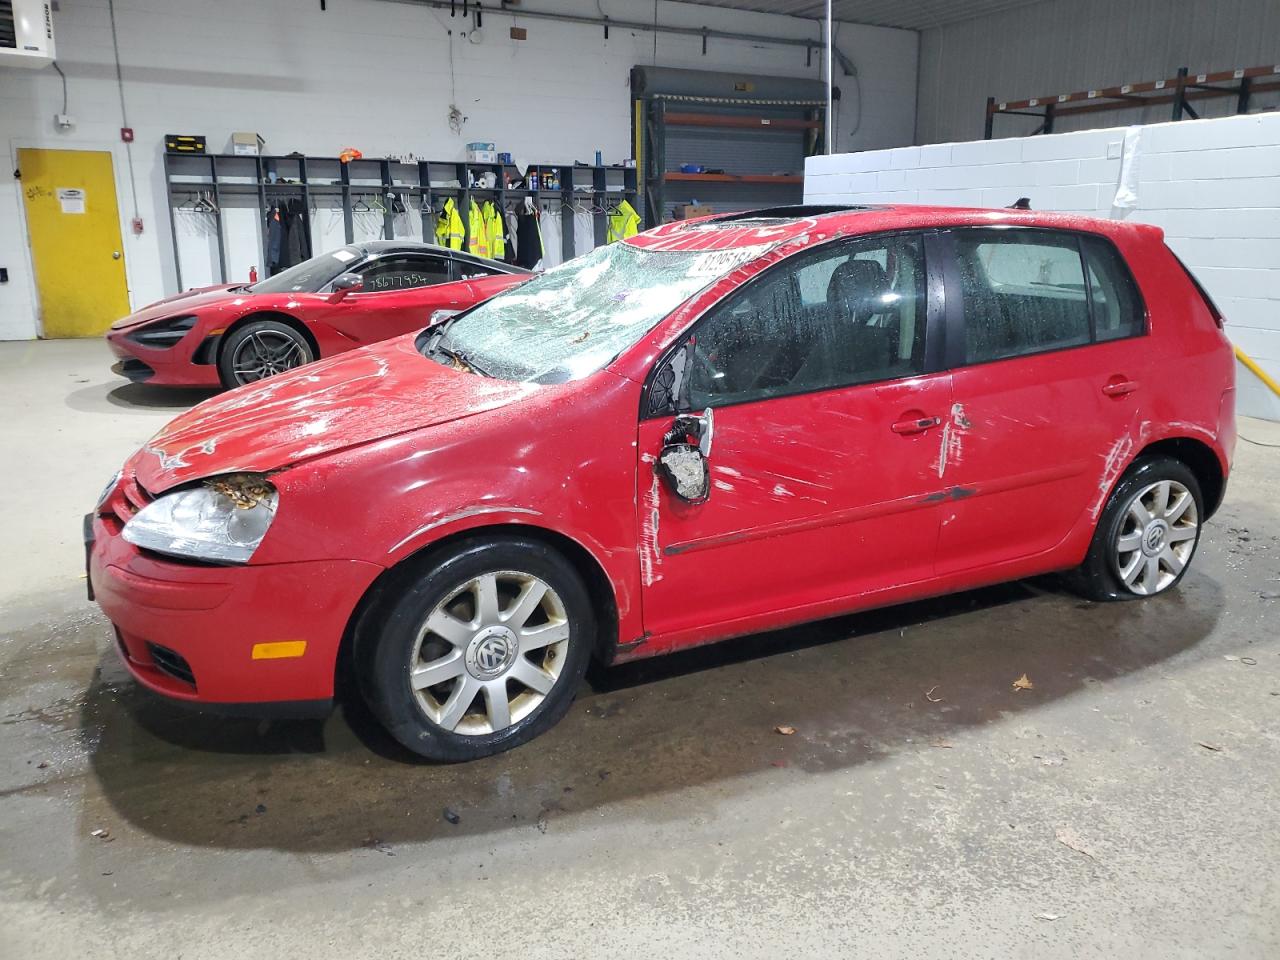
[434,198,464,250]
[467,200,489,258]
[607,199,641,243]
[482,201,505,260]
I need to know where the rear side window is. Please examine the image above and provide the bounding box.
[955,229,1144,364]
[1082,236,1144,341]
[956,230,1090,364]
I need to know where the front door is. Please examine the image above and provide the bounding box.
[638,231,952,644]
[318,252,459,344]
[18,148,131,338]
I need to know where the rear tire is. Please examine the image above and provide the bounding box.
[1072,455,1203,601]
[218,319,315,388]
[358,536,595,761]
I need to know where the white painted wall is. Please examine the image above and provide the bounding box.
[804,112,1280,420]
[916,0,1280,145]
[0,0,918,341]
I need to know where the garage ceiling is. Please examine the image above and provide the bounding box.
[680,0,1049,31]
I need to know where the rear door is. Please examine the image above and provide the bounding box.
[637,231,954,644]
[935,227,1151,576]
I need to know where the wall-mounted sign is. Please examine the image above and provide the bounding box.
[57,187,85,214]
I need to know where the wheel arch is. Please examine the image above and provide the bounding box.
[217,311,321,367]
[335,522,621,698]
[1134,436,1225,518]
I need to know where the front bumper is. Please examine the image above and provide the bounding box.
[86,487,383,712]
[105,330,222,388]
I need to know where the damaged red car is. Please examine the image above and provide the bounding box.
[88,204,1235,760]
[105,241,530,389]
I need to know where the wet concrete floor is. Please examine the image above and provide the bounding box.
[2,341,1279,958]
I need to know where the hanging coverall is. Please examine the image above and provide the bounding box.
[482,201,506,261]
[435,198,464,250]
[607,199,642,243]
[467,199,490,258]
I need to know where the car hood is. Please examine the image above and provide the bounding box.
[110,284,248,330]
[132,334,538,492]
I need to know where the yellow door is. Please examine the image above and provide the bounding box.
[18,148,131,338]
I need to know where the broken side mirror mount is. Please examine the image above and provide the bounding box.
[657,409,713,504]
[328,273,364,302]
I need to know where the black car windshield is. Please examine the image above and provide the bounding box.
[249,248,363,294]
[433,240,773,383]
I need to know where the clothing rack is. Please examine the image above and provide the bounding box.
[162,151,641,289]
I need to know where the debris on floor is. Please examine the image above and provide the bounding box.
[1197,741,1223,752]
[1055,827,1097,861]
[925,685,944,702]
[774,725,796,735]
[1035,912,1064,921]
[443,807,461,825]
[90,828,112,842]
[1012,673,1035,692]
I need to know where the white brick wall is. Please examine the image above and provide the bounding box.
[0,0,920,341]
[805,113,1280,420]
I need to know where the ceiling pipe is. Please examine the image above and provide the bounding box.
[825,0,833,152]
[382,0,827,55]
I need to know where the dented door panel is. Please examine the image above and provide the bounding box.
[638,373,953,645]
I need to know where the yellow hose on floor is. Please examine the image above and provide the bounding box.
[1236,345,1280,398]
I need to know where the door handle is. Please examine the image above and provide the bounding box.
[1102,379,1139,398]
[892,415,941,435]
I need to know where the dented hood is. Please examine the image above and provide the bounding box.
[133,334,537,492]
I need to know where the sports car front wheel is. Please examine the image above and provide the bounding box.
[218,319,315,388]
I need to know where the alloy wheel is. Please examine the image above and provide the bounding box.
[409,570,570,735]
[1114,479,1199,596]
[231,330,307,384]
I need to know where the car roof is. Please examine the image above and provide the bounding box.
[346,239,531,274]
[626,203,1163,252]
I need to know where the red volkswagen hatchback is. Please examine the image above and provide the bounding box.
[88,205,1236,760]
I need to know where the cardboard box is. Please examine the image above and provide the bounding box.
[467,149,498,164]
[466,141,496,152]
[675,204,713,219]
[230,132,266,156]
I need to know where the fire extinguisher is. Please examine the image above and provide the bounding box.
[249,265,258,283]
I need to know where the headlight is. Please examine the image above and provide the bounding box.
[123,473,278,564]
[96,470,122,509]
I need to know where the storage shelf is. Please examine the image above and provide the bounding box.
[663,172,803,184]
[664,111,820,131]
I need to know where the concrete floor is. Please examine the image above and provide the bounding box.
[3,338,1279,959]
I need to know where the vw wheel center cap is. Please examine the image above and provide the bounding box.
[1143,520,1169,555]
[466,625,518,680]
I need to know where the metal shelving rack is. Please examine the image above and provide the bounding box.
[632,71,826,225]
[163,151,640,289]
[984,62,1280,139]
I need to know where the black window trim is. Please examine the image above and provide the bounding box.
[639,227,949,420]
[938,225,1149,371]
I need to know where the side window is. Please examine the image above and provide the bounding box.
[1081,236,1144,341]
[956,229,1090,364]
[653,234,927,414]
[357,255,452,292]
[456,263,502,280]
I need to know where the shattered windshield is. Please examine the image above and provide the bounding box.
[431,241,771,383]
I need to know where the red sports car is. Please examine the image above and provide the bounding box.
[88,204,1235,761]
[106,241,530,388]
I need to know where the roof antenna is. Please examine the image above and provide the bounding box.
[1009,197,1032,210]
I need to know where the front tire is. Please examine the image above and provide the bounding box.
[218,319,315,388]
[1073,455,1203,601]
[358,537,595,761]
